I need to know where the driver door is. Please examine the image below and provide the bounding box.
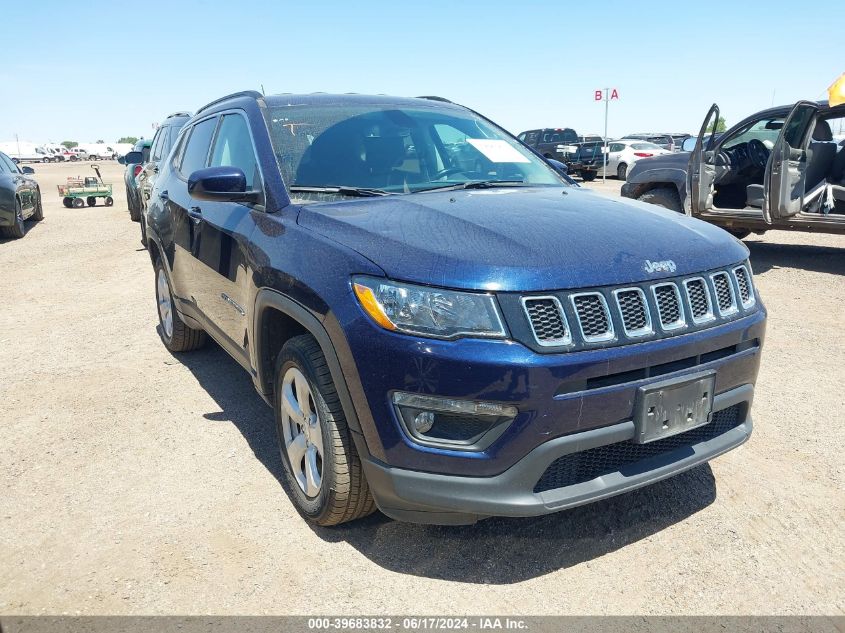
[762,101,819,223]
[687,104,720,216]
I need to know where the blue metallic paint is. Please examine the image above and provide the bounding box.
[144,92,766,520]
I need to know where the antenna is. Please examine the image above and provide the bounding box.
[261,84,266,96]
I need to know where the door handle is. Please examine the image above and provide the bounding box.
[187,207,203,224]
[158,190,169,201]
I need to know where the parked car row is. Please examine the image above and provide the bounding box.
[516,128,686,181]
[124,90,764,530]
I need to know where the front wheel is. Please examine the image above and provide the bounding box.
[86,196,96,207]
[105,196,114,207]
[154,260,206,352]
[637,187,682,212]
[274,335,376,526]
[617,163,628,180]
[1,200,25,239]
[32,191,44,221]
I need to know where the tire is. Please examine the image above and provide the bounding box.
[274,335,376,526]
[637,187,682,212]
[72,197,84,208]
[580,170,597,182]
[139,214,148,247]
[32,191,44,221]
[63,197,72,208]
[105,196,114,207]
[617,163,628,180]
[726,228,751,240]
[86,196,96,207]
[154,259,206,352]
[128,190,141,222]
[70,156,78,162]
[1,199,25,239]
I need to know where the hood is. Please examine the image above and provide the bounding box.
[297,186,748,292]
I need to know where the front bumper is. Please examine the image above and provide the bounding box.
[363,385,752,524]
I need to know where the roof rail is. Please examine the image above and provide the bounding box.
[165,111,192,119]
[416,95,453,103]
[196,90,263,115]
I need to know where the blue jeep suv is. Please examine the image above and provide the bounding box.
[144,91,766,526]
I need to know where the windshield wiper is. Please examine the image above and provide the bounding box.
[415,180,526,193]
[289,185,392,197]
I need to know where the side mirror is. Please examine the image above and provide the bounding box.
[546,158,568,175]
[117,156,126,165]
[188,166,262,203]
[21,166,35,174]
[123,151,144,165]
[682,138,697,152]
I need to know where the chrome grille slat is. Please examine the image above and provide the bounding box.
[522,296,571,346]
[652,283,685,330]
[711,272,738,316]
[683,277,715,324]
[733,265,755,308]
[571,292,614,342]
[613,288,652,337]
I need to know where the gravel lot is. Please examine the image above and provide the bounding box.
[1,162,843,615]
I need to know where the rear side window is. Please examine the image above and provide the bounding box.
[524,131,539,145]
[609,143,625,152]
[179,117,217,177]
[1,154,18,173]
[208,114,260,189]
[150,128,165,162]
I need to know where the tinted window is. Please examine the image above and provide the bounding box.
[1,154,18,173]
[209,114,259,188]
[150,128,165,161]
[0,155,8,173]
[609,143,625,152]
[179,117,217,177]
[631,142,662,150]
[524,131,539,145]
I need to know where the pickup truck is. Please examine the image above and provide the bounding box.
[622,100,845,237]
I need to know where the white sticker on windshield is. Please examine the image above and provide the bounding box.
[466,138,531,163]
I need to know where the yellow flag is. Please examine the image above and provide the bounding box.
[829,73,845,107]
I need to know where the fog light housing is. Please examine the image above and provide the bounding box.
[392,392,518,451]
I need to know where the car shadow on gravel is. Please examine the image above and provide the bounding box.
[173,338,286,485]
[174,334,718,584]
[746,240,845,276]
[312,466,716,583]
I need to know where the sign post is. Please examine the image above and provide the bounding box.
[595,88,619,183]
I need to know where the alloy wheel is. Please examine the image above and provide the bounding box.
[280,367,323,497]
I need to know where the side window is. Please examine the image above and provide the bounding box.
[150,128,165,162]
[1,155,18,173]
[179,117,218,177]
[563,130,578,144]
[0,156,8,173]
[208,114,260,188]
[525,131,539,146]
[610,143,625,152]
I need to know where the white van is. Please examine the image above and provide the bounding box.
[0,141,52,163]
[78,143,115,160]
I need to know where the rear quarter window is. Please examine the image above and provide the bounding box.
[179,117,218,177]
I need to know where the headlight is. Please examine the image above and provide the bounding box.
[352,276,506,340]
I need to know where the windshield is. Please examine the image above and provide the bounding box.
[264,103,566,200]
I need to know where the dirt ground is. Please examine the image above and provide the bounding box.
[1,162,843,615]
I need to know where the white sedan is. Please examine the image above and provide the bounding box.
[597,140,671,180]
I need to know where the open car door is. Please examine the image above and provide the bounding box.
[762,101,820,223]
[687,104,720,216]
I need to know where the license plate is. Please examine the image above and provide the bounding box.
[634,371,716,444]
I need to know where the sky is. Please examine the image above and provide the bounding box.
[2,0,842,144]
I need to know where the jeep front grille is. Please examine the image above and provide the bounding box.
[517,262,757,351]
[522,297,571,346]
[571,293,614,342]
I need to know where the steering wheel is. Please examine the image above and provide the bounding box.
[748,139,770,169]
[432,167,464,180]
